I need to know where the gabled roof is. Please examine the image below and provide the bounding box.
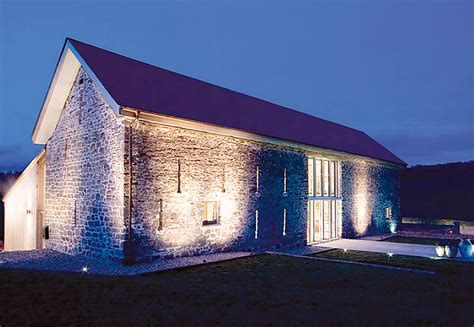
[33,38,405,165]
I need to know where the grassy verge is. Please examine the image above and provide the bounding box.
[0,254,473,325]
[312,249,473,275]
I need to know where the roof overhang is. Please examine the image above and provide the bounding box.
[32,39,120,144]
[121,107,406,168]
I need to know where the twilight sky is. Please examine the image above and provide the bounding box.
[0,0,473,171]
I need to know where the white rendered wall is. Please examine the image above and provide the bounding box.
[4,163,39,251]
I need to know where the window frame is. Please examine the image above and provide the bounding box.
[202,201,219,226]
[308,157,342,200]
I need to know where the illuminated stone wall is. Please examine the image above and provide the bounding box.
[341,159,400,237]
[44,68,126,259]
[42,68,400,262]
[125,122,307,261]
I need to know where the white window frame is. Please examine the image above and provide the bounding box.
[307,157,342,243]
[308,157,342,201]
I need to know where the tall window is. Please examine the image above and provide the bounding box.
[316,160,322,196]
[330,161,335,197]
[255,210,259,239]
[307,157,341,243]
[308,159,314,196]
[308,158,340,198]
[323,160,329,196]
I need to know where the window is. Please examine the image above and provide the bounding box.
[323,160,329,196]
[283,168,287,194]
[203,201,219,225]
[283,208,287,236]
[307,157,341,243]
[330,161,335,197]
[308,158,340,198]
[256,166,260,193]
[316,160,322,196]
[177,160,182,193]
[385,206,392,220]
[255,210,259,239]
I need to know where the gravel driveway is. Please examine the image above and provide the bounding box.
[0,249,253,275]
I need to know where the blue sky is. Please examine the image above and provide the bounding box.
[0,0,473,171]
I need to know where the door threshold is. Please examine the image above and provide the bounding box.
[308,238,341,246]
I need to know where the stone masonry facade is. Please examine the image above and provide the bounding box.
[44,68,400,262]
[44,68,126,259]
[341,159,400,238]
[126,121,308,261]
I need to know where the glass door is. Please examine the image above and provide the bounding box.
[307,200,338,244]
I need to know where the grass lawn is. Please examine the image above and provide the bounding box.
[383,235,446,245]
[313,249,474,275]
[1,254,473,325]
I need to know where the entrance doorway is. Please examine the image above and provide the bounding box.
[307,200,339,243]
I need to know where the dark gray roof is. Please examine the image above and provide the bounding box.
[69,38,405,165]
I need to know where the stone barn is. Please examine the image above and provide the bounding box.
[3,38,405,262]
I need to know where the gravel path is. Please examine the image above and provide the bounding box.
[0,249,253,276]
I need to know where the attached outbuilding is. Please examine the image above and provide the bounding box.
[3,150,46,251]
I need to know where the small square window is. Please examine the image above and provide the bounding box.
[203,201,219,225]
[385,206,392,220]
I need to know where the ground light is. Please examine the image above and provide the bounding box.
[387,253,394,258]
[81,266,88,273]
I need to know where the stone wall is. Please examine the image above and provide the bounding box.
[42,68,401,262]
[125,121,308,261]
[44,68,126,259]
[341,159,400,237]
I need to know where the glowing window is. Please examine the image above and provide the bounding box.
[255,210,259,239]
[323,160,329,196]
[283,208,287,236]
[256,166,260,193]
[329,161,335,196]
[203,201,219,225]
[309,158,340,199]
[316,160,322,196]
[385,206,392,220]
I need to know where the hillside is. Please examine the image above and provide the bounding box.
[401,161,474,221]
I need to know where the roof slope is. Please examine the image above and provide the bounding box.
[69,38,405,165]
